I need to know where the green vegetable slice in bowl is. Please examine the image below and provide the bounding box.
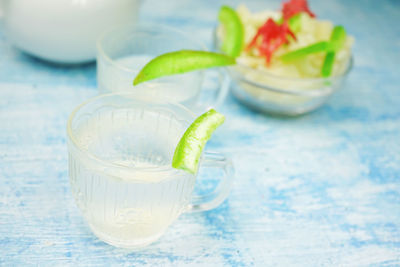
[218,5,244,58]
[288,13,302,33]
[172,109,225,174]
[281,25,347,67]
[329,25,346,51]
[321,25,347,77]
[321,51,335,77]
[281,41,332,62]
[133,50,235,85]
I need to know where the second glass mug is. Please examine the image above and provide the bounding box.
[96,23,230,112]
[67,93,234,248]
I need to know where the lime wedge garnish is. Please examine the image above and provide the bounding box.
[218,6,244,58]
[133,50,235,85]
[172,109,225,174]
[321,25,347,77]
[281,41,332,62]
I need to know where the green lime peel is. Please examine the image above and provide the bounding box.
[172,109,225,174]
[133,50,235,85]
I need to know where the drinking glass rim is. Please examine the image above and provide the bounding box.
[96,22,209,74]
[66,92,196,175]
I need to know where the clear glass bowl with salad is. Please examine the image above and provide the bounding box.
[214,0,354,115]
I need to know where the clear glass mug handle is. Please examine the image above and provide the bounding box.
[186,151,234,212]
[194,68,231,113]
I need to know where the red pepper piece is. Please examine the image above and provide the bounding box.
[282,0,315,20]
[247,19,296,64]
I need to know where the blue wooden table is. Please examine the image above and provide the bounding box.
[1,0,399,265]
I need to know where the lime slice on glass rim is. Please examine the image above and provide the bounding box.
[172,109,225,174]
[133,50,235,85]
[218,5,244,58]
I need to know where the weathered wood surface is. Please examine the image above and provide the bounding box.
[1,0,399,265]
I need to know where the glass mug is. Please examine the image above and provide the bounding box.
[96,23,230,112]
[66,93,233,248]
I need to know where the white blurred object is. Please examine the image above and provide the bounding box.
[0,0,142,64]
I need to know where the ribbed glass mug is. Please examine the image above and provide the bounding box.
[66,93,233,248]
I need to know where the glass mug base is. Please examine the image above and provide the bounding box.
[89,223,166,249]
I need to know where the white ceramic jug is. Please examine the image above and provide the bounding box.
[0,0,142,64]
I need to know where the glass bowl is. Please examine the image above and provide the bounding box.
[213,29,353,116]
